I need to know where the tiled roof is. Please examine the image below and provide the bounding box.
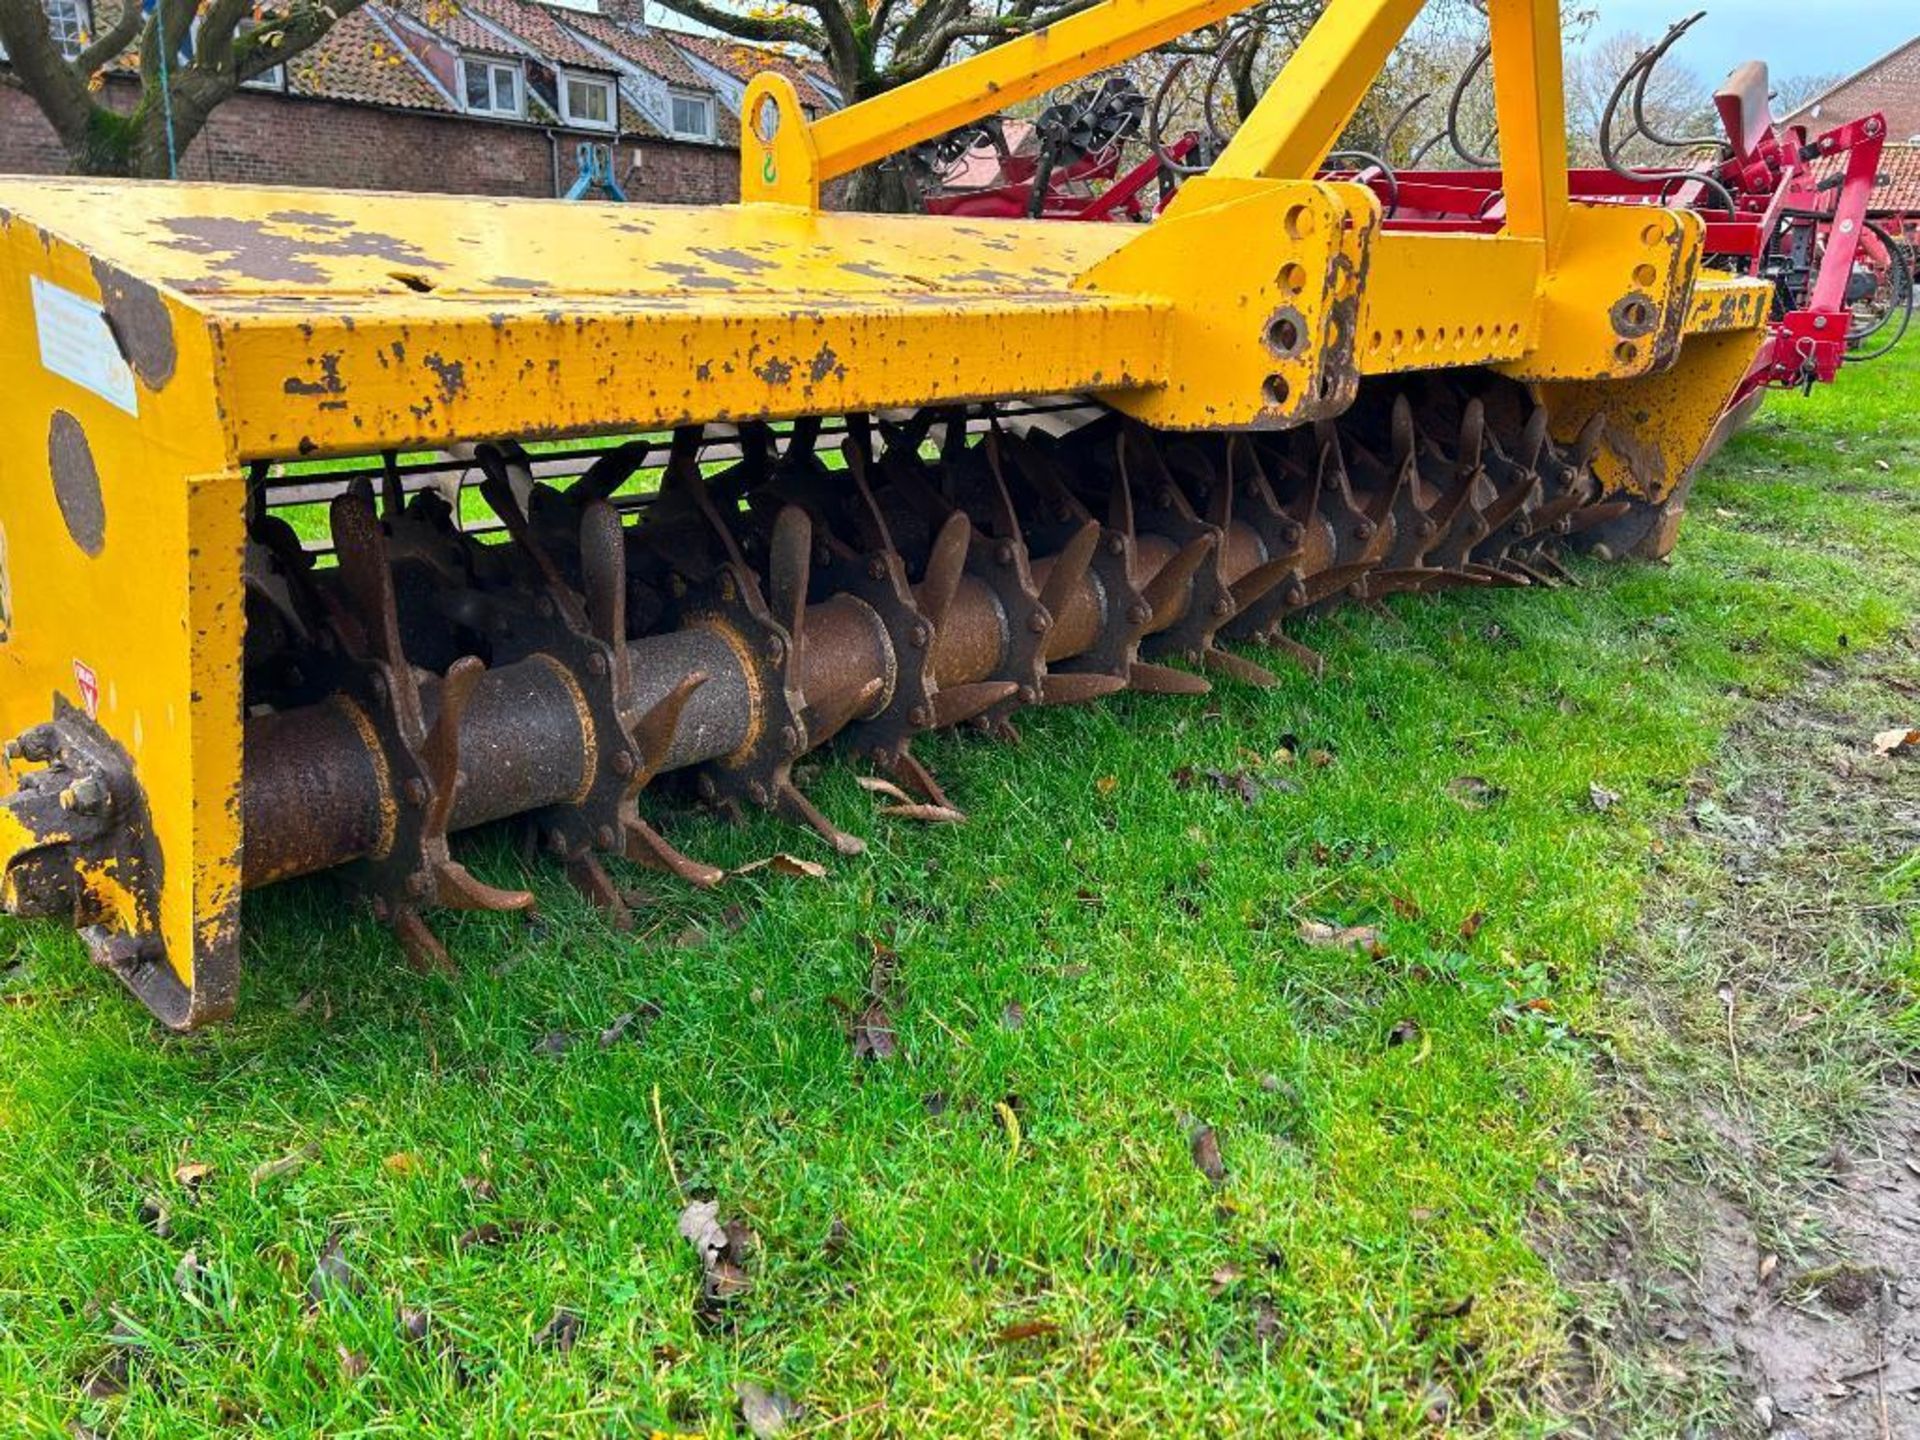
[1872,142,1920,213]
[664,29,837,111]
[1785,34,1920,144]
[287,8,457,113]
[389,0,530,61]
[458,0,613,73]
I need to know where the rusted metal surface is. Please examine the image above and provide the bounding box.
[31,377,1633,976]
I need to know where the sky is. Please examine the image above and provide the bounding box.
[1573,2,1899,91]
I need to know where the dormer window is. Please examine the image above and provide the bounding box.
[668,88,712,141]
[561,71,615,131]
[462,56,523,118]
[42,0,88,60]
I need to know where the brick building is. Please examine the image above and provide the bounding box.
[1785,33,1920,249]
[0,0,840,204]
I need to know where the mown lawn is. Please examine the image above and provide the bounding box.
[2,339,1917,1437]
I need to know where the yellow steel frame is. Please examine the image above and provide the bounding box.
[0,0,1771,1024]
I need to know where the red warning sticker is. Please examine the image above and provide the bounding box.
[73,659,99,720]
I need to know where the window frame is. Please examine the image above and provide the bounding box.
[559,70,616,132]
[41,0,89,61]
[667,87,713,141]
[461,55,525,119]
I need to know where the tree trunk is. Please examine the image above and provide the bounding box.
[845,162,916,214]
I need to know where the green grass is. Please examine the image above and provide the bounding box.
[3,342,1918,1437]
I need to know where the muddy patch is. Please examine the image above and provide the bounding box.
[1553,629,1920,1438]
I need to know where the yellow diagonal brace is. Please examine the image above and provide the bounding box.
[761,0,1247,197]
[1190,0,1426,186]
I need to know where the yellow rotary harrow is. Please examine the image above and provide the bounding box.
[1,0,1778,1027]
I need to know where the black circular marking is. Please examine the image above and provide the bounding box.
[48,411,106,557]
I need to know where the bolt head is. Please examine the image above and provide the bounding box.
[908,623,930,649]
[1354,520,1375,541]
[612,751,636,777]
[867,557,888,581]
[764,635,786,663]
[587,652,609,677]
[595,826,616,849]
[779,725,799,752]
[1027,609,1050,634]
[1280,522,1304,545]
[994,541,1016,567]
[1127,602,1152,626]
[1211,597,1232,617]
[1105,534,1126,556]
[908,705,932,728]
[404,778,429,807]
[1018,686,1038,704]
[747,780,769,805]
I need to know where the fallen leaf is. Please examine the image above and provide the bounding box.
[1094,775,1118,796]
[1458,910,1487,942]
[1306,748,1336,768]
[674,924,707,949]
[1000,1001,1026,1031]
[306,1229,363,1311]
[1759,1253,1780,1283]
[337,1345,369,1381]
[1447,775,1503,809]
[532,1307,582,1353]
[454,1220,532,1253]
[531,1030,574,1058]
[878,803,966,824]
[459,1174,498,1202]
[1387,1018,1421,1048]
[174,1161,214,1193]
[1253,1299,1284,1345]
[679,1204,757,1332]
[250,1142,319,1189]
[172,1248,207,1298]
[850,1002,896,1061]
[994,1318,1059,1342]
[1190,1124,1228,1186]
[1209,1263,1244,1296]
[598,1001,661,1048]
[733,853,829,880]
[398,1306,433,1344]
[1297,919,1380,951]
[922,1091,950,1117]
[736,1380,801,1438]
[382,1152,419,1177]
[135,1198,170,1238]
[1589,782,1621,812]
[1871,727,1919,757]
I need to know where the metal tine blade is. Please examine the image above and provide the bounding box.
[1261,631,1326,680]
[1126,425,1200,521]
[1232,435,1281,514]
[766,505,813,660]
[1503,555,1558,587]
[1107,469,1136,540]
[1202,646,1278,688]
[1036,522,1100,629]
[1456,398,1486,478]
[980,426,1024,541]
[630,671,708,783]
[1205,443,1234,531]
[1570,411,1608,470]
[1127,661,1210,696]
[918,511,972,634]
[1298,560,1378,605]
[1559,499,1633,536]
[777,779,866,856]
[626,813,724,888]
[393,909,455,976]
[1002,431,1093,525]
[803,675,885,751]
[881,750,959,814]
[1461,561,1529,588]
[329,490,425,743]
[1140,533,1217,625]
[475,445,590,632]
[839,425,899,557]
[931,680,1019,730]
[380,451,406,521]
[665,427,752,574]
[1038,672,1129,706]
[1516,406,1550,473]
[421,657,482,842]
[424,657,536,915]
[1228,556,1295,611]
[565,851,633,931]
[578,501,629,659]
[1531,547,1581,585]
[571,439,651,506]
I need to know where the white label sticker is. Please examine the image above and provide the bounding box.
[32,275,138,416]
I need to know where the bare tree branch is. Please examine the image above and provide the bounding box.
[648,0,825,50]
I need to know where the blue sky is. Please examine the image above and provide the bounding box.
[1575,2,1899,89]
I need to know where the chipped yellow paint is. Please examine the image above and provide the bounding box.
[0,0,1774,1024]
